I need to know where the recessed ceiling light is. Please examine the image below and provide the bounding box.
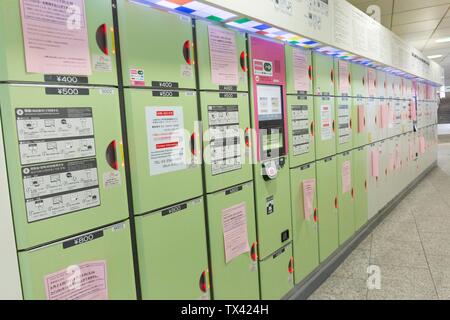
[435,37,450,43]
[428,54,443,59]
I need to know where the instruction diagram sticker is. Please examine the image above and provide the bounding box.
[291,104,311,156]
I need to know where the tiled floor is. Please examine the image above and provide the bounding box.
[309,142,450,300]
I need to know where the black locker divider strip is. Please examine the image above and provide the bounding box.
[192,18,215,300]
[111,0,142,300]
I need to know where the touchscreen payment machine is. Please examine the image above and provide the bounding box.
[249,36,293,299]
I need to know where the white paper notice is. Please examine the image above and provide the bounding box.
[208,25,239,86]
[146,107,186,176]
[293,48,309,92]
[44,261,108,300]
[320,105,333,141]
[20,0,92,75]
[222,202,250,264]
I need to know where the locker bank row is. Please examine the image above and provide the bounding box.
[0,0,439,300]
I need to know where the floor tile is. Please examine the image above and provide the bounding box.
[308,276,368,300]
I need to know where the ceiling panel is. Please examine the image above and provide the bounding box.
[392,5,449,25]
[392,19,441,34]
[394,0,450,13]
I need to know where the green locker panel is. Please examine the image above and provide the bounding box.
[312,53,335,96]
[19,221,136,300]
[290,163,319,284]
[378,140,389,211]
[259,243,294,300]
[352,96,368,148]
[337,151,355,245]
[287,95,315,167]
[286,46,313,95]
[316,156,339,262]
[0,0,117,85]
[254,159,292,260]
[124,88,202,214]
[334,59,352,97]
[195,20,248,92]
[367,144,378,220]
[206,182,259,300]
[377,70,387,99]
[367,97,380,144]
[336,96,353,153]
[117,1,196,89]
[200,92,252,193]
[314,95,336,159]
[353,146,368,231]
[0,85,128,250]
[136,197,210,300]
[351,63,368,98]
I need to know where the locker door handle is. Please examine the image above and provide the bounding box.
[351,188,355,200]
[183,40,192,65]
[349,118,352,130]
[335,196,339,209]
[348,73,351,86]
[365,180,368,191]
[314,208,318,222]
[96,23,109,55]
[332,120,336,133]
[310,121,315,137]
[362,77,365,87]
[288,257,294,274]
[240,51,248,72]
[245,127,251,147]
[199,270,209,293]
[251,242,258,261]
[106,140,119,170]
[330,69,334,84]
[190,133,197,156]
[308,65,313,81]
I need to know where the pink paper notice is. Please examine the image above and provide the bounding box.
[342,161,352,194]
[419,136,426,154]
[44,261,108,300]
[20,0,92,76]
[222,202,250,264]
[358,105,366,133]
[208,25,239,86]
[302,179,316,221]
[339,60,350,95]
[410,100,417,121]
[293,48,310,92]
[371,149,380,177]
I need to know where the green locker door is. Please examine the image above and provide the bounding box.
[337,151,355,245]
[19,221,136,300]
[352,96,368,148]
[351,63,368,98]
[195,20,248,92]
[286,46,313,95]
[367,143,379,220]
[312,53,335,96]
[259,243,294,300]
[336,96,353,153]
[254,160,292,260]
[314,95,336,159]
[136,197,210,300]
[200,92,252,193]
[124,89,202,214]
[353,146,368,231]
[0,85,128,250]
[0,0,117,85]
[290,163,319,284]
[287,95,315,167]
[117,1,196,89]
[316,156,339,262]
[206,182,259,300]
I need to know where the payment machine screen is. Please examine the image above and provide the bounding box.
[257,85,283,121]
